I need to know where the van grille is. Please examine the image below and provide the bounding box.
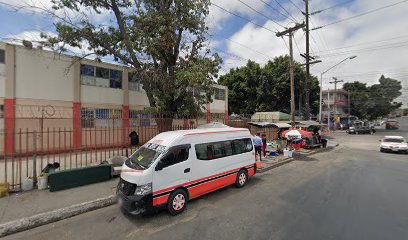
[118,179,136,196]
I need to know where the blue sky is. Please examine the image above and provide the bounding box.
[1,0,407,106]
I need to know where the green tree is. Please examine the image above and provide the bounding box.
[44,0,220,119]
[219,56,320,116]
[344,75,402,120]
[343,81,370,119]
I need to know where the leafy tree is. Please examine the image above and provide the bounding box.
[344,75,402,120]
[219,56,320,117]
[43,0,220,119]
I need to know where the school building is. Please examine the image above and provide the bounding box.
[0,42,228,155]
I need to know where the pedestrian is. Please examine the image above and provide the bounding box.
[129,131,139,146]
[253,133,263,161]
[261,133,267,158]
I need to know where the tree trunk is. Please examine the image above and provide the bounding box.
[156,118,173,133]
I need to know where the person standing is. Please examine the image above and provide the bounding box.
[261,134,267,158]
[253,133,263,161]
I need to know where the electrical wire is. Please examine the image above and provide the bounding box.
[211,2,278,33]
[287,0,303,13]
[273,0,299,23]
[211,33,274,60]
[311,0,408,31]
[310,0,355,15]
[314,35,408,53]
[258,0,297,22]
[236,0,285,29]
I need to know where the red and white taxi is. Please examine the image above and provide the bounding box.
[380,136,408,153]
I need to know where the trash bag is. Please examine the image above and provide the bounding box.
[42,162,60,173]
[321,139,328,148]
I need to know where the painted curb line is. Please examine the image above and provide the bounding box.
[0,195,117,238]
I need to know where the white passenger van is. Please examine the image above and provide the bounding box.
[117,127,256,215]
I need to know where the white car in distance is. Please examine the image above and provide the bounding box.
[380,136,408,154]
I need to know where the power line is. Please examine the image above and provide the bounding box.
[311,0,355,15]
[314,35,408,53]
[258,0,297,22]
[236,0,285,28]
[311,0,408,30]
[288,0,303,13]
[319,41,408,57]
[211,33,274,60]
[273,0,299,23]
[211,3,278,33]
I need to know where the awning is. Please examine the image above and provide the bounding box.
[271,123,292,128]
[248,122,275,127]
[248,122,291,129]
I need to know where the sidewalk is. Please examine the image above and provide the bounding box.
[0,177,118,224]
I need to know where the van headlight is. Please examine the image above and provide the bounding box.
[134,183,152,196]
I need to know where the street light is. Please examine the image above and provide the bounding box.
[319,55,357,123]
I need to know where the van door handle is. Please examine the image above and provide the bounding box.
[184,168,190,173]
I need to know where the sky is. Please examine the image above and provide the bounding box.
[1,0,407,107]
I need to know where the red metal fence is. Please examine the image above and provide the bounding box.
[0,119,202,190]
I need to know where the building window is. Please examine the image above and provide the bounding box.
[129,72,142,91]
[80,64,122,89]
[81,108,95,128]
[110,70,122,89]
[129,110,156,127]
[0,49,5,64]
[0,105,4,118]
[215,89,225,100]
[195,138,252,160]
[81,108,123,128]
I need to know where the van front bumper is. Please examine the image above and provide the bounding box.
[117,190,153,215]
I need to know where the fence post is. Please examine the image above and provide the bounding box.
[32,131,38,187]
[125,127,129,157]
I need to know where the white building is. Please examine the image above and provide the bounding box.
[0,42,228,154]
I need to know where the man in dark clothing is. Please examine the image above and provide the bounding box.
[129,131,139,146]
[261,134,267,158]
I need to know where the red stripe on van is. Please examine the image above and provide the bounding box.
[152,164,254,196]
[188,173,237,199]
[183,130,248,136]
[153,195,169,206]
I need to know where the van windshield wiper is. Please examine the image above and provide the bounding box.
[129,158,146,170]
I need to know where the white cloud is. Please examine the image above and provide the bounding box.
[214,0,408,107]
[207,0,267,30]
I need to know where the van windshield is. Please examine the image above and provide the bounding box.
[127,147,162,169]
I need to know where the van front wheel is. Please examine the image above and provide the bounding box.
[235,170,248,188]
[167,189,188,215]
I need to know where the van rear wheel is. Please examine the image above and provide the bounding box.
[235,170,248,188]
[167,189,188,216]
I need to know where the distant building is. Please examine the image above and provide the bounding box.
[322,89,349,117]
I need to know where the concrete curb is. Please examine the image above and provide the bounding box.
[258,157,294,173]
[0,195,117,238]
[258,144,340,173]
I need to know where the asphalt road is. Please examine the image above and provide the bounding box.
[6,117,408,240]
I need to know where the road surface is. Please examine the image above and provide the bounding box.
[6,117,408,240]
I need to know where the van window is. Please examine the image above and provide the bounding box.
[195,138,253,160]
[160,146,189,168]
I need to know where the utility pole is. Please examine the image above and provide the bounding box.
[304,0,311,120]
[348,90,351,127]
[329,77,344,130]
[276,22,305,125]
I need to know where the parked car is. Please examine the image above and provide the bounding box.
[396,113,402,117]
[347,126,375,134]
[385,120,399,130]
[380,136,408,153]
